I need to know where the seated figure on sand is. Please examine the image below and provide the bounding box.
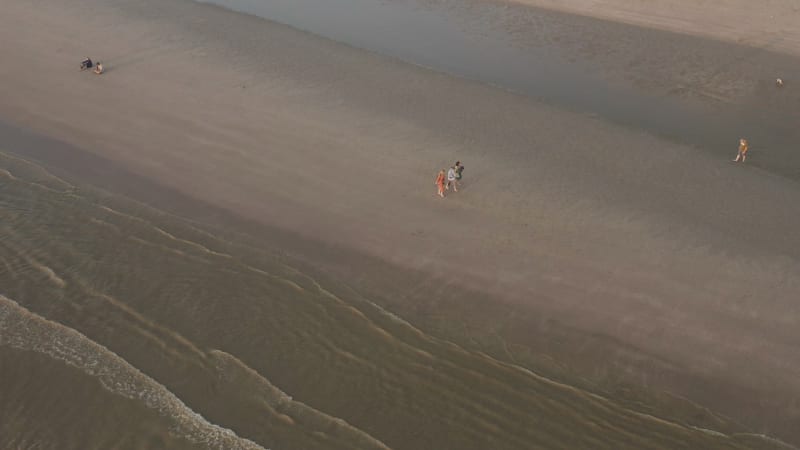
[79,57,93,71]
[93,62,104,75]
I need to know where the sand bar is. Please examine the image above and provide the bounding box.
[511,0,800,57]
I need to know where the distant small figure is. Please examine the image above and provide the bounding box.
[79,57,93,71]
[446,166,457,192]
[435,169,446,198]
[733,138,749,162]
[93,62,104,75]
[776,78,784,87]
[455,161,464,183]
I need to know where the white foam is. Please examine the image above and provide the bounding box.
[0,294,268,450]
[29,261,66,288]
[0,168,17,180]
[211,350,393,450]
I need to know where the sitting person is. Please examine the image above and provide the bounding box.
[79,57,93,71]
[93,62,104,75]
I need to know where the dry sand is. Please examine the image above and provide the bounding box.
[2,0,800,443]
[510,0,800,57]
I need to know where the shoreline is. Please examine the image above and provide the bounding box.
[3,0,800,444]
[1,124,792,450]
[2,146,779,449]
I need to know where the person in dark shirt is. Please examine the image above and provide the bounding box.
[454,161,464,183]
[80,57,93,71]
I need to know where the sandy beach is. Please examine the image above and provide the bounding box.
[2,0,800,447]
[513,0,800,57]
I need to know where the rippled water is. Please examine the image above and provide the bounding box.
[0,150,783,449]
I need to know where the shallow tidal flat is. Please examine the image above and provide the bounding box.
[1,151,786,450]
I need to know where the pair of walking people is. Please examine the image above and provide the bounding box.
[435,161,464,198]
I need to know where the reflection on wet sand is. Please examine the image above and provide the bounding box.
[0,152,775,449]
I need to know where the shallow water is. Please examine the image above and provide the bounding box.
[0,150,769,449]
[198,0,702,126]
[197,0,800,180]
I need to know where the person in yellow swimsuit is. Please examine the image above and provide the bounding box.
[733,138,748,162]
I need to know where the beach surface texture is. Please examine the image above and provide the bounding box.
[2,0,800,448]
[514,0,800,57]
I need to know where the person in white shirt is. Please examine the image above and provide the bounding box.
[446,166,457,192]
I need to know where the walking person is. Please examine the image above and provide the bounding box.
[455,161,464,185]
[733,138,749,162]
[446,165,457,192]
[435,169,446,198]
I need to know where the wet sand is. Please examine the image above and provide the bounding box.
[195,0,800,178]
[2,151,766,449]
[2,0,800,446]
